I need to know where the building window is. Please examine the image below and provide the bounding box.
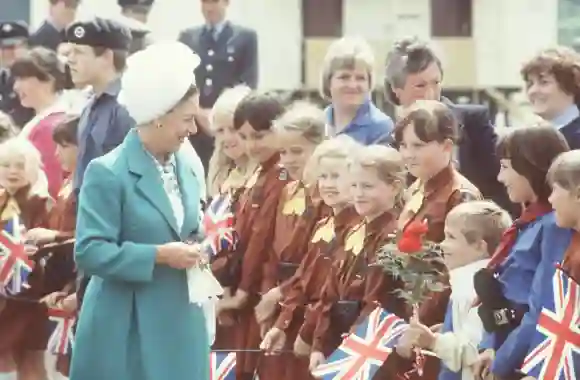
[431,0,472,37]
[302,0,343,38]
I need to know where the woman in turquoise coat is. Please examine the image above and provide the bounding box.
[70,42,210,380]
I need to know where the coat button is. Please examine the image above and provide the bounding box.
[206,64,213,71]
[205,78,212,86]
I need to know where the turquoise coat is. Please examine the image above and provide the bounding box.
[70,129,209,380]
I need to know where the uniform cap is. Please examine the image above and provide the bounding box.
[0,21,29,46]
[64,17,132,50]
[118,41,200,125]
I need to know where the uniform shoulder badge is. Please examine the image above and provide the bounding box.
[282,186,306,216]
[311,216,335,243]
[278,168,288,181]
[344,222,366,256]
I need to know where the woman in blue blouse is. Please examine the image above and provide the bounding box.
[70,42,210,380]
[472,125,570,379]
[319,36,394,145]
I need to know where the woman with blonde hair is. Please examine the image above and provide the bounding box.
[320,36,393,144]
[206,85,256,199]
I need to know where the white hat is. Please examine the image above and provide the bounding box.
[118,41,200,125]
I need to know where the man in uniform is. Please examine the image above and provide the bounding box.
[64,17,133,306]
[111,12,152,54]
[29,0,81,51]
[178,0,258,175]
[0,21,34,128]
[118,0,155,24]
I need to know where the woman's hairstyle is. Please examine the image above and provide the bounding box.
[52,115,80,146]
[447,200,513,255]
[393,100,459,144]
[547,150,580,192]
[210,85,252,130]
[0,112,18,143]
[319,36,375,100]
[0,138,47,196]
[273,101,327,145]
[303,135,361,185]
[384,36,443,105]
[521,46,580,101]
[233,91,286,132]
[11,46,68,92]
[497,124,570,202]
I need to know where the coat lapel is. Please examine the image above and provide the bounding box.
[176,150,200,241]
[126,130,180,237]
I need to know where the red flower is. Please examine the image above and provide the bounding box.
[398,220,429,254]
[397,236,423,253]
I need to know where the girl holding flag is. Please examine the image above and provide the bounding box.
[0,138,51,380]
[255,101,329,378]
[260,136,362,380]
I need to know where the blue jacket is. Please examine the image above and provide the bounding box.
[490,214,574,376]
[70,129,209,380]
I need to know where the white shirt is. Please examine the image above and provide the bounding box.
[432,259,489,380]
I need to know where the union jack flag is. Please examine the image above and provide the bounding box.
[311,307,409,380]
[209,351,236,380]
[202,194,236,257]
[0,214,33,295]
[521,266,580,380]
[47,308,76,355]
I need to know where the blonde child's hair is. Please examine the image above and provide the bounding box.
[547,150,580,193]
[447,200,512,255]
[303,135,361,185]
[349,144,407,207]
[273,100,327,144]
[209,85,252,130]
[207,85,255,197]
[0,138,48,198]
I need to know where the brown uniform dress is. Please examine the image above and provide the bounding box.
[39,179,77,376]
[257,206,358,380]
[374,164,481,380]
[0,186,50,356]
[215,154,288,379]
[310,211,402,356]
[257,181,329,379]
[211,166,256,351]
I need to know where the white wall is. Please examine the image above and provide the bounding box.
[31,0,302,90]
[473,0,559,88]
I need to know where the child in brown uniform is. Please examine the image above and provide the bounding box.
[213,91,288,380]
[260,136,362,380]
[0,139,51,380]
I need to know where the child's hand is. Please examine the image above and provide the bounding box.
[293,335,311,357]
[260,327,286,354]
[308,351,325,373]
[405,319,437,350]
[471,349,495,380]
[26,228,57,245]
[40,291,67,308]
[255,287,282,324]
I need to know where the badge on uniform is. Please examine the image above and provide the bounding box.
[2,24,12,33]
[74,26,85,39]
[278,169,288,181]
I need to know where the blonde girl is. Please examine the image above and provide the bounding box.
[0,138,51,380]
[260,136,363,380]
[206,85,256,198]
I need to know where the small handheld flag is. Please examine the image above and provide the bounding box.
[210,351,236,380]
[0,215,34,295]
[520,266,580,380]
[311,307,409,380]
[202,194,237,257]
[47,308,76,355]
